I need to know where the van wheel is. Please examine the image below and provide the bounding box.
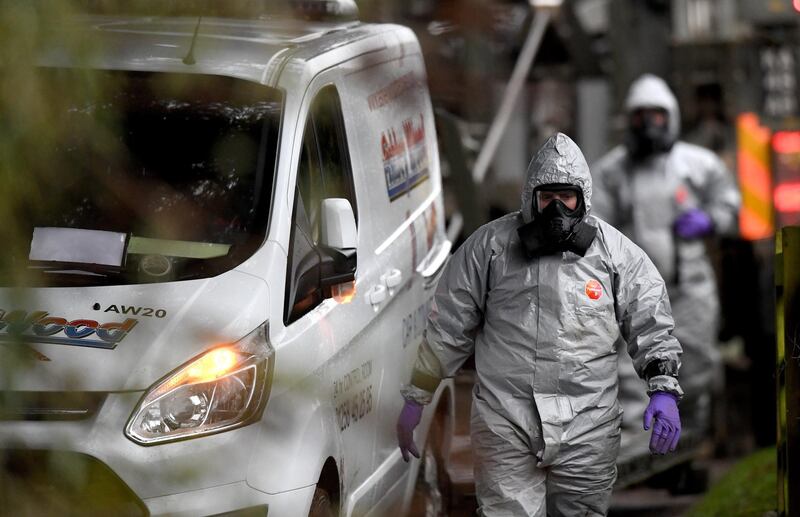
[410,418,450,517]
[308,487,335,517]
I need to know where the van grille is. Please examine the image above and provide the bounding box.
[0,391,107,421]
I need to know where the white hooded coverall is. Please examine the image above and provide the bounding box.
[591,75,740,429]
[402,133,683,516]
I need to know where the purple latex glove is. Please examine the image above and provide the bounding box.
[674,208,713,239]
[643,392,681,455]
[397,399,423,462]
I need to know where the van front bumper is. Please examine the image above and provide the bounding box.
[1,447,315,516]
[0,392,315,516]
[145,480,315,517]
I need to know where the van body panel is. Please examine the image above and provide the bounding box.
[263,23,451,512]
[145,482,315,517]
[42,16,356,84]
[0,270,268,391]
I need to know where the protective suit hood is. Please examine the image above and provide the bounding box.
[625,74,681,146]
[521,132,592,224]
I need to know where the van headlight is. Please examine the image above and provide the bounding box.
[125,323,274,445]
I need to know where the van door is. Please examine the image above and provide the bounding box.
[280,84,381,515]
[336,48,448,509]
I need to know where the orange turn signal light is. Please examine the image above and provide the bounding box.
[185,347,239,383]
[332,281,357,304]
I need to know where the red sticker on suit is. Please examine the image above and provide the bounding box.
[585,279,603,300]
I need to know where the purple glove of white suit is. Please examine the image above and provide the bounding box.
[643,392,681,454]
[674,208,714,239]
[397,399,423,462]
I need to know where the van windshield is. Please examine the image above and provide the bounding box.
[15,69,281,286]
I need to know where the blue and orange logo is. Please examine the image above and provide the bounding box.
[0,309,137,350]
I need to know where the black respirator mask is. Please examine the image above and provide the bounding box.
[624,108,674,160]
[517,187,597,258]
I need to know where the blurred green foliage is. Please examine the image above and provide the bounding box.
[0,2,100,279]
[687,447,777,517]
[0,6,102,511]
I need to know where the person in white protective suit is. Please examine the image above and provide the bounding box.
[591,74,740,432]
[396,132,684,516]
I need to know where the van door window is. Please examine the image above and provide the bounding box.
[285,86,357,324]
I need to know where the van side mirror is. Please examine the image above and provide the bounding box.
[320,198,357,249]
[319,198,357,287]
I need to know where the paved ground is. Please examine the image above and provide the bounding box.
[448,478,714,517]
[444,456,737,516]
[447,487,698,517]
[609,456,737,517]
[609,486,701,517]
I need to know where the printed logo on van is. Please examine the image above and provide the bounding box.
[0,309,137,350]
[381,113,429,201]
[367,72,421,112]
[585,279,603,300]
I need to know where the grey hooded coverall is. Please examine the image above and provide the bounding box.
[402,133,683,516]
[591,75,740,429]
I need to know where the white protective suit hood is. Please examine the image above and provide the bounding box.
[521,132,592,224]
[624,74,681,146]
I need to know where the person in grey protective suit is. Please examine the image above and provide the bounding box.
[396,132,684,516]
[591,74,740,432]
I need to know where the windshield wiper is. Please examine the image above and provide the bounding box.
[28,262,124,277]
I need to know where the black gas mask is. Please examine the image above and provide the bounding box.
[517,185,597,258]
[625,108,674,160]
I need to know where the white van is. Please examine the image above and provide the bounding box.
[0,6,454,516]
